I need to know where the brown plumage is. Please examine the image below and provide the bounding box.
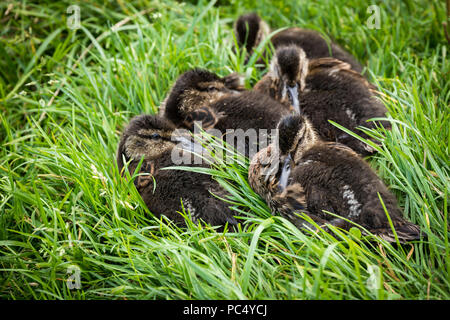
[249,115,423,243]
[159,68,245,118]
[163,68,290,158]
[162,68,245,126]
[254,45,390,156]
[117,114,239,229]
[234,12,271,64]
[234,12,363,72]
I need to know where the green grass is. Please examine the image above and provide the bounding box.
[0,0,449,299]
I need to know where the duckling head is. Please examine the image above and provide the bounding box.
[164,68,242,126]
[235,13,261,53]
[117,115,182,171]
[234,12,270,61]
[276,114,317,162]
[234,12,270,63]
[270,45,309,113]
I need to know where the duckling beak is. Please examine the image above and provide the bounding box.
[173,135,193,150]
[278,154,292,192]
[173,135,206,155]
[286,85,300,114]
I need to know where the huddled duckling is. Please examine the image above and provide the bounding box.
[234,12,363,73]
[249,115,422,243]
[158,68,245,118]
[117,114,239,229]
[163,68,290,157]
[254,45,390,156]
[162,68,244,127]
[234,12,270,64]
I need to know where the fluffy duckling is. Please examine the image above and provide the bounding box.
[163,68,290,157]
[161,68,246,126]
[117,114,238,229]
[234,12,270,64]
[158,68,245,118]
[254,45,390,156]
[249,115,422,243]
[234,12,363,72]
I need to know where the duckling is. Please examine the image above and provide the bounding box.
[163,68,290,158]
[234,13,363,72]
[254,45,390,156]
[158,68,245,118]
[249,115,422,243]
[117,114,239,229]
[234,12,270,64]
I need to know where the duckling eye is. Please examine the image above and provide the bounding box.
[206,85,217,92]
[150,133,161,139]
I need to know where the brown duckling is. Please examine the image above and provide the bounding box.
[234,12,270,64]
[254,45,390,156]
[234,12,363,73]
[249,115,422,243]
[163,68,290,158]
[158,68,245,117]
[117,114,239,229]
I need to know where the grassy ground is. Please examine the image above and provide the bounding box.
[0,0,449,299]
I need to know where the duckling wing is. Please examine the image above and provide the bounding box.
[344,69,377,91]
[322,141,360,157]
[307,57,374,93]
[289,156,357,223]
[308,57,351,76]
[299,86,382,156]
